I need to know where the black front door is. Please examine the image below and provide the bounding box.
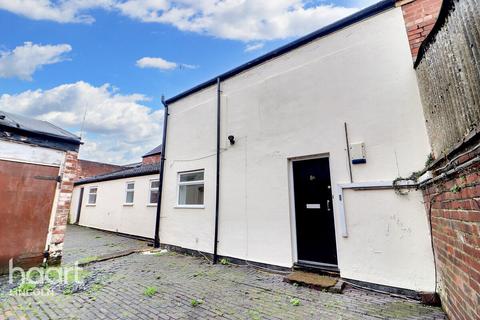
[293,157,337,266]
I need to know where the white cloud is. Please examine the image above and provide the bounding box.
[0,1,363,41]
[136,57,177,70]
[136,56,197,70]
[0,81,163,164]
[0,0,113,23]
[245,42,264,52]
[0,42,72,80]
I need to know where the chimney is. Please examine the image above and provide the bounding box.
[397,0,443,60]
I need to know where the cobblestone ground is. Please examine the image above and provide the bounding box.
[0,226,447,319]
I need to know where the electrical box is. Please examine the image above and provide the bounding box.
[350,142,366,164]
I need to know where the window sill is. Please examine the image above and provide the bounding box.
[146,204,157,207]
[123,203,134,206]
[86,204,96,207]
[175,205,205,209]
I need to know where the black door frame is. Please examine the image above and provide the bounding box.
[289,154,339,271]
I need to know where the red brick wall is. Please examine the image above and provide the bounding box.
[48,151,78,264]
[398,0,442,59]
[76,159,125,180]
[142,154,161,165]
[422,149,480,320]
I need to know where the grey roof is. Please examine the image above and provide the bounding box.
[143,144,162,157]
[0,110,80,143]
[75,162,160,185]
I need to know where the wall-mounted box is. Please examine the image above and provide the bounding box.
[350,142,366,164]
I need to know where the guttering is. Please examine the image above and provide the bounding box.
[213,78,221,264]
[165,0,395,105]
[154,96,169,248]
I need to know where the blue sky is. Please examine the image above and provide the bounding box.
[0,0,375,164]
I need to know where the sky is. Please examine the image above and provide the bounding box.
[0,0,377,164]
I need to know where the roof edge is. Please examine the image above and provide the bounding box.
[165,0,395,104]
[74,166,160,186]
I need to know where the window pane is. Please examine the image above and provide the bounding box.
[179,184,204,205]
[151,180,159,189]
[126,183,134,190]
[90,187,97,194]
[88,194,97,204]
[180,171,204,182]
[126,191,134,203]
[150,190,159,204]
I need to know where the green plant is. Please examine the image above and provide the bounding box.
[143,286,157,297]
[63,284,74,295]
[12,282,36,294]
[219,258,230,265]
[450,184,461,193]
[78,256,98,265]
[290,298,301,306]
[190,298,203,307]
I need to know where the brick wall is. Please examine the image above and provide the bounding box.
[76,159,125,180]
[142,154,161,165]
[398,0,442,59]
[422,141,480,320]
[48,151,78,264]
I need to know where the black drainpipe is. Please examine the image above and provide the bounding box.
[154,95,169,248]
[213,78,221,264]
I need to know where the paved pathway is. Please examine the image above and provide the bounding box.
[0,226,446,319]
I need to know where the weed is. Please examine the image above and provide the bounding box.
[144,286,157,297]
[78,256,98,265]
[450,184,461,193]
[190,298,203,307]
[63,285,74,295]
[290,298,301,306]
[219,258,230,265]
[11,282,36,294]
[248,310,261,320]
[95,236,102,239]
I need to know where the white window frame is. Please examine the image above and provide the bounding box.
[176,170,205,209]
[124,181,135,205]
[87,186,98,206]
[148,179,159,206]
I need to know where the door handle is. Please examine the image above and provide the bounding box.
[327,200,331,211]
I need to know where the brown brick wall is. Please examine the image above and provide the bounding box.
[48,151,78,264]
[422,148,480,320]
[142,154,161,165]
[76,159,125,180]
[398,0,442,59]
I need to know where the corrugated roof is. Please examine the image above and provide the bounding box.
[165,0,395,105]
[142,144,162,157]
[75,162,160,185]
[0,110,80,143]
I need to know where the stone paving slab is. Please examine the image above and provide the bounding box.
[0,226,447,320]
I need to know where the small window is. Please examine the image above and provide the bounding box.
[149,179,159,204]
[125,182,135,204]
[88,187,97,205]
[177,170,204,207]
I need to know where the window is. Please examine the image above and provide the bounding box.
[149,179,159,204]
[87,187,97,205]
[125,182,135,204]
[177,170,204,207]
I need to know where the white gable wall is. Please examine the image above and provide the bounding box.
[160,7,435,292]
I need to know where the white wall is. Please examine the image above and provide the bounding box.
[71,175,158,239]
[160,7,435,291]
[0,139,64,166]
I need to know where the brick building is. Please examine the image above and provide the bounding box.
[0,111,81,272]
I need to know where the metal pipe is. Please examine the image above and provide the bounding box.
[75,187,84,224]
[213,78,221,264]
[154,95,169,248]
[344,122,353,183]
